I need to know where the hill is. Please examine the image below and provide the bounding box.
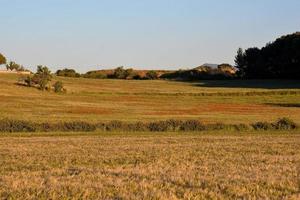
[1,73,300,124]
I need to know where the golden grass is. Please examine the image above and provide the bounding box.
[0,131,299,199]
[1,74,300,124]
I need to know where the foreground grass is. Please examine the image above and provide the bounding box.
[0,131,299,199]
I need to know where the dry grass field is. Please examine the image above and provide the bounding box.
[1,74,300,199]
[1,74,300,124]
[0,132,299,199]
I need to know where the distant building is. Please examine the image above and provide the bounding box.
[194,63,236,74]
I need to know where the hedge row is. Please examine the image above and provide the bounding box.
[0,118,298,133]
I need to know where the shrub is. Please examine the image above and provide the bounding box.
[165,119,184,131]
[83,71,108,79]
[105,121,127,131]
[252,121,274,130]
[33,66,52,90]
[232,124,250,131]
[145,70,159,80]
[21,76,35,87]
[113,67,126,79]
[132,74,143,80]
[0,119,36,132]
[147,121,169,132]
[273,118,297,130]
[56,68,81,78]
[180,120,205,131]
[60,121,96,132]
[206,123,227,130]
[53,81,66,93]
[127,122,148,132]
[35,121,96,132]
[96,123,106,131]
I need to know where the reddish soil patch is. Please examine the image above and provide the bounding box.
[65,107,114,115]
[146,103,298,116]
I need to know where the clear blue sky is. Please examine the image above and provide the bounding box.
[1,0,299,72]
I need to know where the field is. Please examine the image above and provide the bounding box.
[1,74,300,199]
[1,74,300,124]
[0,132,299,199]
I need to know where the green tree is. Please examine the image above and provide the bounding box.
[234,48,246,77]
[145,70,159,80]
[6,61,22,71]
[34,66,52,90]
[0,53,6,65]
[56,68,81,77]
[113,66,126,79]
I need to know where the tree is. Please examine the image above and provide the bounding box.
[124,68,135,79]
[56,68,81,77]
[0,53,6,65]
[234,48,246,77]
[234,32,300,79]
[113,67,135,79]
[145,70,159,80]
[33,66,52,90]
[113,66,126,79]
[6,61,21,71]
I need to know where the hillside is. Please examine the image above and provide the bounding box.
[1,74,300,124]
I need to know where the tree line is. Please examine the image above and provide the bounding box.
[1,32,299,81]
[235,32,300,79]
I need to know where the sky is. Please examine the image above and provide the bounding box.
[0,0,300,72]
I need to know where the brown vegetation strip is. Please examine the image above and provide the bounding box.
[88,90,300,97]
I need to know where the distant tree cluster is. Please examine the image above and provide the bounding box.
[161,64,236,80]
[235,32,300,79]
[83,70,107,79]
[56,68,81,78]
[6,61,26,71]
[21,66,66,93]
[113,67,135,79]
[0,53,28,72]
[83,67,160,80]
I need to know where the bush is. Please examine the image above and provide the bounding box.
[34,66,52,90]
[0,119,36,132]
[273,118,297,130]
[56,68,81,78]
[127,122,148,132]
[231,124,250,131]
[0,118,297,133]
[145,70,159,80]
[180,120,205,131]
[53,81,66,93]
[252,121,274,130]
[23,76,35,87]
[165,119,184,131]
[60,121,96,132]
[206,123,227,130]
[83,71,108,79]
[147,121,169,132]
[105,121,127,131]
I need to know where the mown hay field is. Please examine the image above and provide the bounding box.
[0,74,300,124]
[1,74,300,199]
[0,132,299,199]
